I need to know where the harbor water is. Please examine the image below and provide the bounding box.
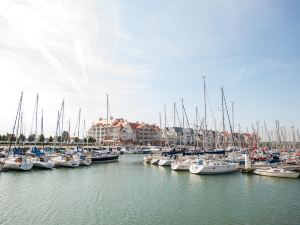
[0,155,299,225]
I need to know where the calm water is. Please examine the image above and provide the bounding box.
[0,155,299,225]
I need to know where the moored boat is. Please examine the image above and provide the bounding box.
[254,167,299,178]
[189,159,239,175]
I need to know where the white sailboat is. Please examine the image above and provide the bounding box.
[171,157,196,171]
[254,167,299,178]
[150,156,160,165]
[143,155,154,163]
[3,92,34,171]
[158,156,175,166]
[189,159,239,174]
[254,121,300,179]
[29,95,55,169]
[52,154,80,168]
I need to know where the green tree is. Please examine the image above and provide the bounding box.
[61,131,69,142]
[38,134,45,143]
[18,134,26,143]
[48,136,53,143]
[8,134,16,142]
[88,137,96,143]
[27,134,36,142]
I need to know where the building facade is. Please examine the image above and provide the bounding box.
[87,118,162,145]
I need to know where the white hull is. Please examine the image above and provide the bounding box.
[171,162,191,171]
[52,157,80,168]
[33,160,55,169]
[80,158,92,166]
[150,158,160,165]
[143,156,153,163]
[2,160,33,171]
[190,162,239,174]
[158,159,175,166]
[254,168,299,178]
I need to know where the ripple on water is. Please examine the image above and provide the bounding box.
[1,155,300,225]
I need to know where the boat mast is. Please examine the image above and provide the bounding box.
[221,87,225,147]
[41,109,44,148]
[174,102,176,146]
[181,98,185,146]
[34,94,39,147]
[106,94,109,146]
[8,92,23,153]
[203,76,207,150]
[77,108,81,146]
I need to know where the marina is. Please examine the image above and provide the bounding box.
[1,1,300,224]
[0,154,299,225]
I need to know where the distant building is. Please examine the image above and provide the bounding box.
[87,118,162,145]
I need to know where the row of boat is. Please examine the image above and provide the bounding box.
[143,153,300,178]
[0,147,119,171]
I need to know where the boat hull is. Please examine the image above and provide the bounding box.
[171,162,191,171]
[2,161,33,171]
[80,159,92,166]
[158,159,175,166]
[33,161,55,169]
[91,155,119,163]
[150,158,160,165]
[190,163,239,174]
[254,169,299,178]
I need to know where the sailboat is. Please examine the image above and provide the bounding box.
[189,159,239,174]
[52,100,80,168]
[254,167,299,178]
[3,92,34,171]
[74,110,91,166]
[29,95,54,169]
[254,121,299,178]
[91,94,119,163]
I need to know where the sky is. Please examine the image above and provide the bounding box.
[0,0,300,138]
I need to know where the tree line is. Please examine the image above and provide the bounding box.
[0,132,96,144]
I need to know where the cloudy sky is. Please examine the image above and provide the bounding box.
[0,0,300,137]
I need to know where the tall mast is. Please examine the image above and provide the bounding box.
[173,102,176,128]
[231,101,234,134]
[34,94,39,147]
[77,108,81,146]
[164,104,167,129]
[106,94,109,145]
[203,76,207,149]
[41,109,44,148]
[181,99,185,146]
[159,112,162,129]
[221,87,225,147]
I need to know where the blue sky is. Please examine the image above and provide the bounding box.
[0,0,300,137]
